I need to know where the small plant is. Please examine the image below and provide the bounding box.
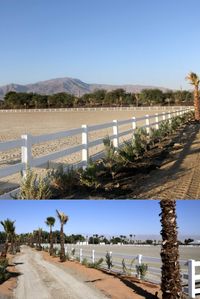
[122,258,127,274]
[81,257,88,266]
[136,263,148,279]
[105,252,113,270]
[88,258,104,269]
[102,136,121,178]
[18,168,52,199]
[122,258,136,275]
[0,257,10,283]
[132,128,149,157]
[71,248,75,256]
[49,166,78,196]
[79,159,102,189]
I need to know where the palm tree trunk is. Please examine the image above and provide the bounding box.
[49,227,53,256]
[160,200,182,299]
[60,224,66,262]
[1,238,9,258]
[194,85,200,121]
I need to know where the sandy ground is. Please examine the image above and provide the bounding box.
[11,245,162,299]
[0,108,177,193]
[13,246,108,299]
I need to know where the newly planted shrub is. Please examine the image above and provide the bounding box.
[49,166,78,196]
[81,258,88,266]
[105,252,113,270]
[88,258,104,269]
[0,258,10,283]
[79,159,102,189]
[102,136,121,178]
[18,169,52,199]
[136,263,148,279]
[132,128,149,157]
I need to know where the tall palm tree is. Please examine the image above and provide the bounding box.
[186,72,200,121]
[37,228,43,250]
[45,217,55,256]
[0,219,15,257]
[160,200,182,298]
[56,210,69,262]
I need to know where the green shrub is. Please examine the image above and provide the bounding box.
[81,258,88,266]
[49,166,78,196]
[132,128,149,157]
[136,263,148,279]
[79,159,102,189]
[88,258,104,269]
[0,258,10,283]
[105,252,113,270]
[102,136,121,177]
[18,169,52,199]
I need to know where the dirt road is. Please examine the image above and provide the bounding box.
[13,246,107,299]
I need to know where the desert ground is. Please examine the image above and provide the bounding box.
[0,108,177,193]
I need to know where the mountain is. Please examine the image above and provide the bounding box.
[0,77,169,99]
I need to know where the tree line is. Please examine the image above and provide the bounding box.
[0,88,193,109]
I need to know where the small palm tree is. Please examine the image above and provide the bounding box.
[0,219,15,257]
[45,217,55,256]
[186,72,200,121]
[56,210,69,262]
[160,200,182,298]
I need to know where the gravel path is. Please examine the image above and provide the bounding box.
[13,246,108,299]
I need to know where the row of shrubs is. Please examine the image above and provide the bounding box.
[37,244,148,279]
[18,111,194,199]
[0,257,11,284]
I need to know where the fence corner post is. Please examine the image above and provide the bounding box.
[188,259,196,298]
[113,120,119,149]
[81,125,88,169]
[21,134,32,177]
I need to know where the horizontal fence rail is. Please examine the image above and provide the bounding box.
[0,106,193,113]
[0,107,192,180]
[41,243,199,297]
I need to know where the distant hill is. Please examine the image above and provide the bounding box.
[0,77,170,99]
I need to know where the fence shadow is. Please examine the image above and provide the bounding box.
[131,122,200,199]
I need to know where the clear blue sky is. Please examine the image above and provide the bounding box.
[0,200,199,239]
[0,0,199,89]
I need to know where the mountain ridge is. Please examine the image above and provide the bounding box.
[0,77,170,99]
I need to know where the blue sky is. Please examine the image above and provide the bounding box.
[0,0,200,89]
[0,200,199,239]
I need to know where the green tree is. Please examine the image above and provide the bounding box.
[186,72,200,121]
[45,217,56,255]
[56,210,69,262]
[0,219,15,257]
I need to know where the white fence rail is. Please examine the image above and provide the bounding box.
[41,243,200,297]
[0,107,192,179]
[0,106,193,113]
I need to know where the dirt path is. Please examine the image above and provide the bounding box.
[132,122,200,199]
[13,246,107,299]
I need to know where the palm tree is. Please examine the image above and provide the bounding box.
[186,72,200,121]
[56,210,69,262]
[45,217,55,256]
[37,228,43,250]
[160,200,182,298]
[0,219,15,257]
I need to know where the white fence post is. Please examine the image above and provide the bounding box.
[132,116,136,131]
[113,120,119,148]
[82,125,88,169]
[188,259,196,298]
[80,248,83,263]
[168,111,171,123]
[92,249,95,264]
[137,254,143,279]
[21,134,32,176]
[155,113,159,129]
[145,115,150,134]
[162,112,166,121]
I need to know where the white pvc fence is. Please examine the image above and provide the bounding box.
[0,107,192,179]
[41,243,200,297]
[0,106,192,113]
